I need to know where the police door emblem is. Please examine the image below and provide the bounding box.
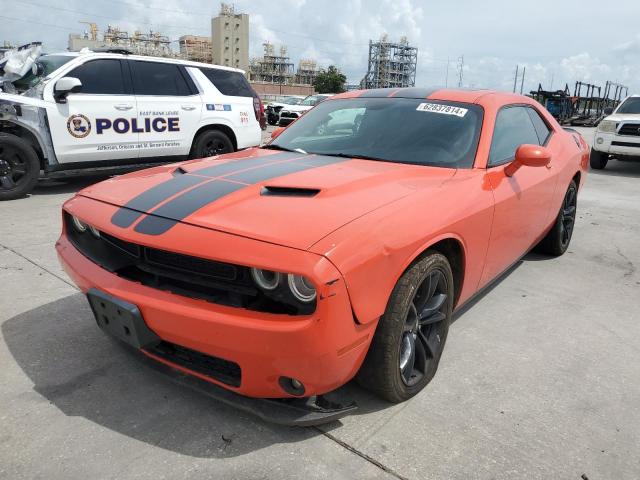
[67,114,91,138]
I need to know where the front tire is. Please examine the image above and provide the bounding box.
[536,180,578,256]
[0,133,40,201]
[190,130,234,159]
[590,149,608,170]
[357,252,453,403]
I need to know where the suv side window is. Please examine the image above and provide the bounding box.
[489,106,541,166]
[131,61,192,96]
[526,107,552,145]
[68,59,126,95]
[199,68,254,97]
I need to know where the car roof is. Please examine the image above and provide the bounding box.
[43,51,246,74]
[330,87,531,105]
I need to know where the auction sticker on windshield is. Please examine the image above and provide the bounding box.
[416,103,468,117]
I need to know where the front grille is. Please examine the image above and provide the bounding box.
[280,112,298,119]
[146,341,241,387]
[64,212,315,315]
[611,141,640,148]
[618,123,640,136]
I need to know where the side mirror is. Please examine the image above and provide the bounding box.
[603,107,614,116]
[270,126,285,140]
[504,144,551,177]
[54,77,82,104]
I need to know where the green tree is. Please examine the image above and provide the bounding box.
[313,65,347,94]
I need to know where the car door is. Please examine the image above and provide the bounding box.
[480,105,558,286]
[46,58,139,163]
[130,60,202,159]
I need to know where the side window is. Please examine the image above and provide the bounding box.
[526,107,552,145]
[131,61,192,96]
[199,68,254,97]
[68,59,126,95]
[488,106,540,166]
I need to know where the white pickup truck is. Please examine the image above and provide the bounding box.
[591,95,640,170]
[0,48,263,200]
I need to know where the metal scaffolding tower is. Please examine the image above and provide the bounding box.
[248,42,295,84]
[295,59,318,86]
[360,35,418,89]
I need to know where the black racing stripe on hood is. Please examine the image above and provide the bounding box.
[133,154,348,236]
[134,180,243,235]
[111,174,204,228]
[110,152,304,228]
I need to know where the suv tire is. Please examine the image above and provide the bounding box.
[0,133,40,201]
[190,130,234,159]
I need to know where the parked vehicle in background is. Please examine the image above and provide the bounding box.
[265,95,305,125]
[0,49,263,200]
[278,93,333,126]
[591,95,640,169]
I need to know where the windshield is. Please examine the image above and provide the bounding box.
[300,95,327,106]
[269,97,483,168]
[12,55,74,90]
[616,97,640,114]
[281,97,303,105]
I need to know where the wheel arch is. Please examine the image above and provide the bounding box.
[1,123,46,168]
[189,123,238,155]
[405,235,466,309]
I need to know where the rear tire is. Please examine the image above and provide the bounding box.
[357,252,453,403]
[589,149,608,170]
[536,180,578,256]
[190,130,234,159]
[0,133,40,201]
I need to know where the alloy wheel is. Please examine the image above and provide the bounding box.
[561,184,577,246]
[0,145,29,192]
[399,269,448,386]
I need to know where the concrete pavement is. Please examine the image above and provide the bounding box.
[1,127,639,479]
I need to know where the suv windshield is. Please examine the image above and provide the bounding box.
[616,97,640,114]
[300,95,327,106]
[270,97,483,168]
[12,55,74,91]
[282,97,303,105]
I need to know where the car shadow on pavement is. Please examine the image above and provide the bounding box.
[31,177,109,196]
[1,293,322,458]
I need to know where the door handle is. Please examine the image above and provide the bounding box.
[181,105,197,111]
[114,104,133,111]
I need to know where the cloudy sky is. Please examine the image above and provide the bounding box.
[2,0,639,93]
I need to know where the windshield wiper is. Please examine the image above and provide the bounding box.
[262,145,307,154]
[318,152,393,163]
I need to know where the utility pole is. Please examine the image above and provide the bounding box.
[457,55,464,88]
[520,66,526,94]
[513,65,519,93]
[445,56,449,88]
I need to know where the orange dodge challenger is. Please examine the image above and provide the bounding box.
[57,88,589,425]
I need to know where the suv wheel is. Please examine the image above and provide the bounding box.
[0,133,40,201]
[190,130,234,159]
[590,149,608,170]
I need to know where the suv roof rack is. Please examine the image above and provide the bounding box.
[92,47,133,55]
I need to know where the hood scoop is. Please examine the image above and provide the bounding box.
[260,186,321,197]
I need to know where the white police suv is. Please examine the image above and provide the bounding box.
[0,49,263,200]
[591,94,640,170]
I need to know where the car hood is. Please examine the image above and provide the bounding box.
[80,149,456,250]
[606,113,640,122]
[282,104,313,113]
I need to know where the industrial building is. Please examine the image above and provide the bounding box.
[211,3,249,71]
[248,42,294,84]
[360,35,418,89]
[295,59,318,86]
[179,35,212,63]
[68,22,180,58]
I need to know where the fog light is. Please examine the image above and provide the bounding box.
[279,376,305,396]
[596,137,604,145]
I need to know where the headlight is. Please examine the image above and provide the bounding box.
[71,216,87,233]
[251,268,281,290]
[287,274,316,302]
[598,120,616,133]
[88,225,101,238]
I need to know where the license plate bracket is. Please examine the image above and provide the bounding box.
[87,288,160,349]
